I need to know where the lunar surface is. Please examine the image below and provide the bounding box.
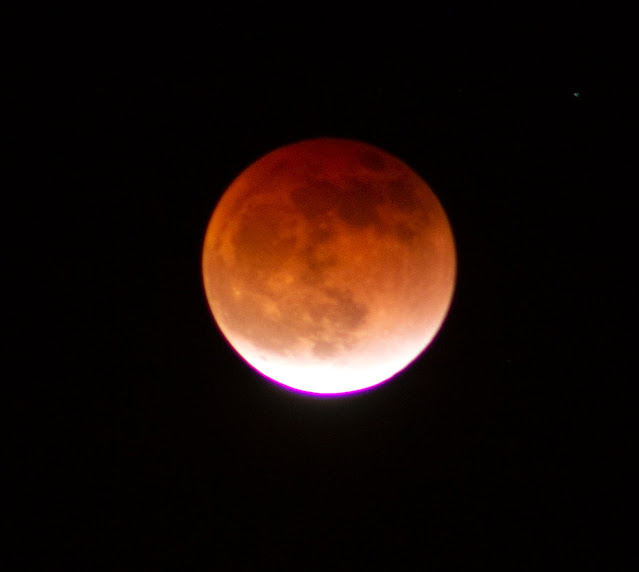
[201,138,456,394]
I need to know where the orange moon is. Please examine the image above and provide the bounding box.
[202,138,456,395]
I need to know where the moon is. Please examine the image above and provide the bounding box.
[202,138,456,395]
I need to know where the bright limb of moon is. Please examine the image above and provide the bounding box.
[223,317,449,395]
[202,138,456,395]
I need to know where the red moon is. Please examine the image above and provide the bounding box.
[202,138,456,394]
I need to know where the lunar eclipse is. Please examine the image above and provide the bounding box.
[202,138,456,394]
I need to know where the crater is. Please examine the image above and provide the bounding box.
[357,149,386,171]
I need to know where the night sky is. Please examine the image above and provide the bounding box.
[13,5,628,570]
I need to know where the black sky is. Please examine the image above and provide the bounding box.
[12,5,629,570]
